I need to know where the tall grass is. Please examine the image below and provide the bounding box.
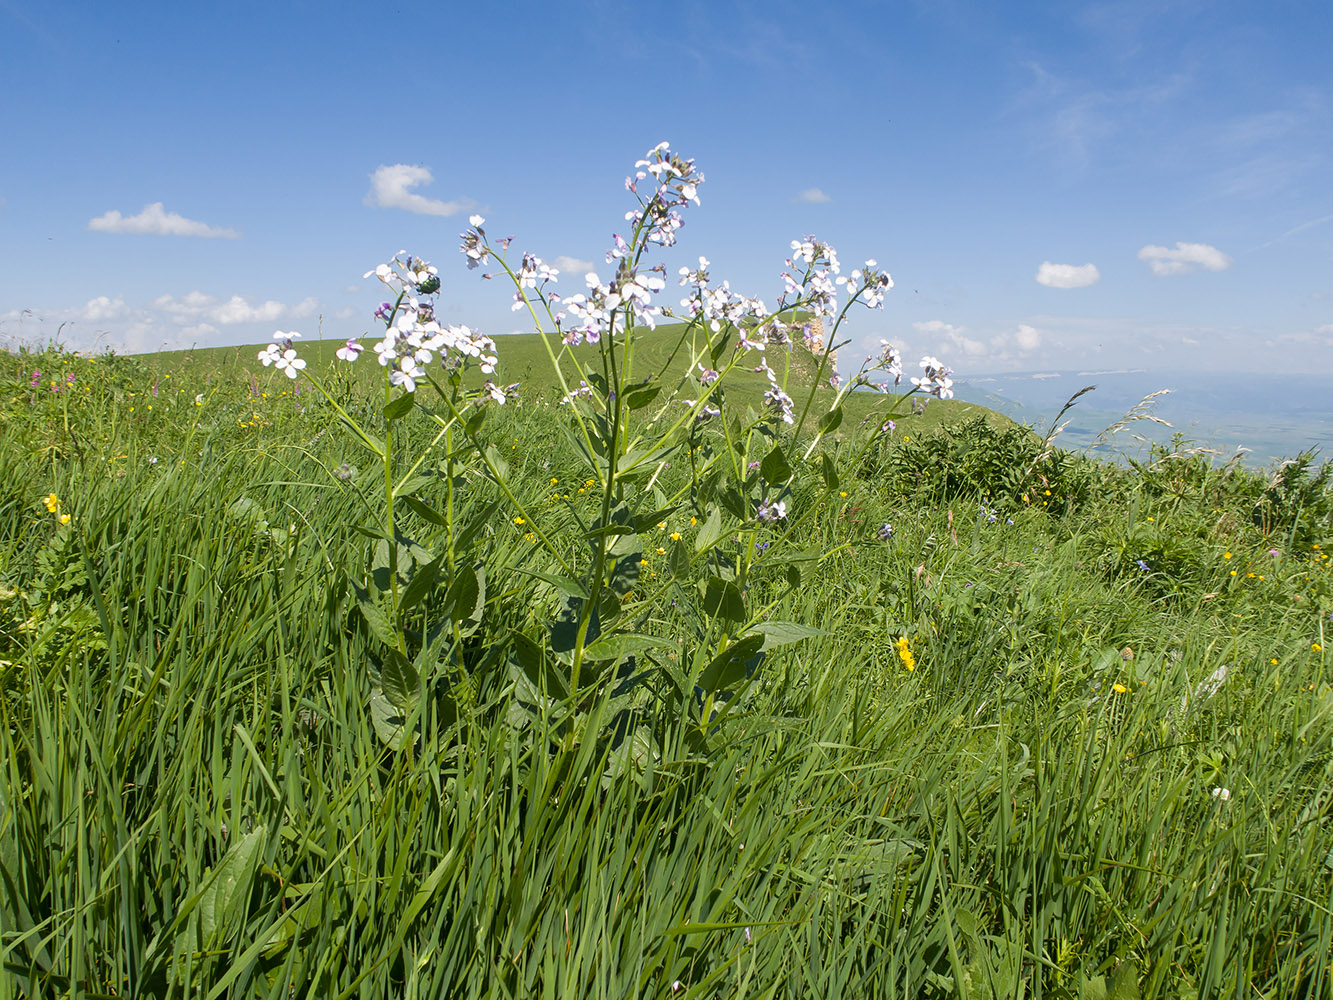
[2,336,1332,998]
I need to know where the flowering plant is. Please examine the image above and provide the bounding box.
[257,143,955,758]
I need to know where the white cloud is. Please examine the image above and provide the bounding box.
[1036,261,1100,288]
[1015,323,1041,350]
[795,188,831,204]
[87,202,240,238]
[1137,241,1233,276]
[914,319,986,356]
[552,255,596,277]
[152,292,318,326]
[344,284,360,294]
[366,164,476,217]
[79,295,127,322]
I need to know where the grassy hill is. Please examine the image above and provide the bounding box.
[2,335,1330,997]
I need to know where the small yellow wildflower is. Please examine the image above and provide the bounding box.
[59,513,71,524]
[43,494,60,513]
[1247,572,1256,579]
[840,491,848,498]
[895,636,916,672]
[655,547,666,556]
[639,558,650,567]
[657,521,666,530]
[524,532,535,542]
[690,516,697,526]
[1314,643,1323,652]
[1230,570,1237,576]
[1223,551,1232,560]
[550,477,558,485]
[513,516,525,525]
[1270,658,1279,665]
[1112,683,1128,694]
[670,532,682,541]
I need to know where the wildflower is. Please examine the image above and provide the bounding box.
[1224,551,1232,560]
[910,356,955,398]
[1212,787,1231,802]
[878,523,894,541]
[670,532,682,541]
[195,393,204,406]
[513,517,525,526]
[1270,658,1278,665]
[896,636,916,672]
[1313,643,1322,651]
[655,547,667,556]
[43,494,60,513]
[336,339,364,362]
[30,369,41,387]
[59,513,70,524]
[334,463,356,482]
[1112,683,1128,694]
[1136,559,1150,572]
[755,499,787,523]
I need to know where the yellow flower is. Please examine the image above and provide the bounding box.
[670,532,682,541]
[895,636,916,672]
[1247,572,1256,579]
[550,477,558,485]
[1314,643,1323,652]
[639,558,650,566]
[524,532,535,542]
[655,547,666,556]
[840,491,848,498]
[513,516,525,525]
[1229,570,1237,576]
[690,516,697,526]
[1270,658,1279,665]
[657,521,666,530]
[1112,683,1129,694]
[58,513,71,525]
[43,493,60,512]
[1223,551,1232,560]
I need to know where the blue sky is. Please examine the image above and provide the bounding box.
[1,0,1330,374]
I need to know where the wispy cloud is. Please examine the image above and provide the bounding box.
[88,202,239,238]
[552,255,596,277]
[366,164,476,217]
[1138,241,1232,276]
[1036,261,1100,288]
[1255,212,1333,250]
[795,188,831,204]
[152,291,318,326]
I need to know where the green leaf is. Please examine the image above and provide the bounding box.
[751,621,827,649]
[380,648,420,710]
[760,444,792,484]
[818,406,844,434]
[171,826,266,977]
[1107,962,1140,1000]
[384,391,415,422]
[625,384,662,411]
[369,686,411,749]
[821,453,840,491]
[397,493,446,526]
[695,507,725,553]
[697,632,765,692]
[631,505,679,533]
[445,563,485,633]
[399,551,446,614]
[608,553,642,597]
[355,588,399,648]
[482,443,509,482]
[510,566,589,600]
[669,539,692,579]
[701,577,746,625]
[582,632,677,661]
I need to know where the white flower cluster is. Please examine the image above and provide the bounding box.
[781,237,842,318]
[836,260,894,310]
[559,269,667,346]
[623,141,704,250]
[911,356,955,399]
[512,252,559,311]
[754,358,795,424]
[678,256,770,337]
[258,332,306,379]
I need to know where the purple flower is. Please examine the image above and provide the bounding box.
[878,523,894,541]
[30,369,40,387]
[1136,559,1150,572]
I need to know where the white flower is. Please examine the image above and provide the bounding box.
[257,344,282,366]
[1212,786,1231,801]
[336,339,364,362]
[275,349,306,379]
[469,214,485,227]
[756,499,787,523]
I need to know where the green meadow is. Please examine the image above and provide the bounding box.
[2,331,1332,998]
